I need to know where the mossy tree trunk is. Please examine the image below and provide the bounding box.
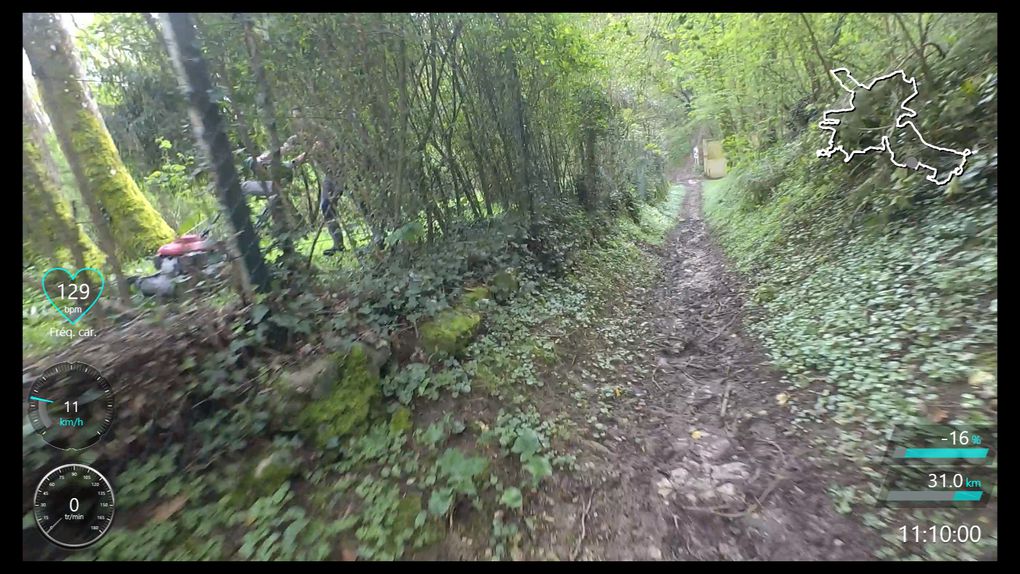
[23,13,176,268]
[23,82,105,270]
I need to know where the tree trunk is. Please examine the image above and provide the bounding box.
[799,14,839,97]
[141,13,175,78]
[23,83,105,270]
[160,12,271,295]
[893,13,934,87]
[583,127,597,210]
[509,52,536,222]
[24,14,172,303]
[23,13,176,263]
[394,29,411,233]
[194,17,261,163]
[239,13,301,263]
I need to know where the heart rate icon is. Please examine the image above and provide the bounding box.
[41,267,105,325]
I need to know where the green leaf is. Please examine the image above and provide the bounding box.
[419,422,446,448]
[511,428,542,459]
[428,488,454,516]
[335,514,359,531]
[524,455,553,483]
[270,313,299,329]
[437,448,485,479]
[283,518,307,547]
[271,483,290,504]
[252,304,270,324]
[500,487,523,510]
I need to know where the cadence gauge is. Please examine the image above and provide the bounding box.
[34,464,116,549]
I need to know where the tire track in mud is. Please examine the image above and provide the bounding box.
[538,174,880,561]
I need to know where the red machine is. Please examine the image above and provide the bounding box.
[153,233,222,275]
[157,234,211,257]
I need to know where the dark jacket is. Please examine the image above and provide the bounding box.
[319,177,342,218]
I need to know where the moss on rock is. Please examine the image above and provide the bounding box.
[395,494,422,533]
[390,406,413,436]
[420,307,481,356]
[752,284,776,304]
[463,286,492,307]
[297,344,382,447]
[225,448,299,508]
[267,355,343,432]
[251,452,297,495]
[296,355,345,399]
[490,269,520,303]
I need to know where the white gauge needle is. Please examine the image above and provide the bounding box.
[46,518,63,533]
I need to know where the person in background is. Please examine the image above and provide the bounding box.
[316,158,346,256]
[287,108,384,253]
[240,136,307,198]
[289,106,347,256]
[238,137,308,232]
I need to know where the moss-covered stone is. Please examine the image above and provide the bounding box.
[298,356,345,400]
[390,406,413,436]
[225,448,299,508]
[492,270,519,291]
[297,344,381,447]
[419,307,481,356]
[251,452,297,494]
[267,355,343,432]
[395,494,422,533]
[463,286,492,307]
[490,269,520,303]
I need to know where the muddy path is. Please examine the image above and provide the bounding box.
[531,173,882,560]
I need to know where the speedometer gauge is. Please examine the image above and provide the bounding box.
[27,362,114,451]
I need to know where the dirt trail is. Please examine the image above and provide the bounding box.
[534,173,880,560]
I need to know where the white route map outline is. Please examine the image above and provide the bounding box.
[816,67,973,186]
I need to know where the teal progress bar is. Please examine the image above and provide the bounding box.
[898,448,989,459]
[886,490,984,502]
[953,491,984,502]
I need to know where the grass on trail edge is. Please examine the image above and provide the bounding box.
[702,172,996,561]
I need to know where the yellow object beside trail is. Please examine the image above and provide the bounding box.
[702,139,727,179]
